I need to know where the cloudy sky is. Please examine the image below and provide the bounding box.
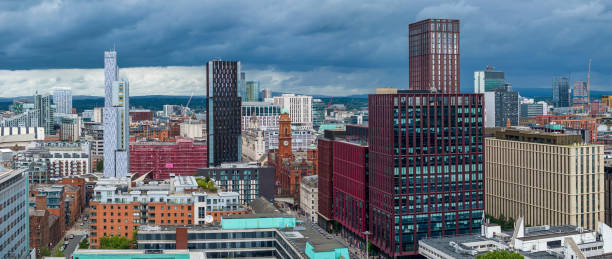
[0,0,611,97]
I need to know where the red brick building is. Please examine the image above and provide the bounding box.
[332,140,369,246]
[130,109,153,122]
[268,111,317,202]
[130,138,207,179]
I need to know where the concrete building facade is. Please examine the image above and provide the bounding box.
[300,175,318,222]
[485,129,605,230]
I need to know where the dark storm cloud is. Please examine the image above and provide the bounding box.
[1,0,612,96]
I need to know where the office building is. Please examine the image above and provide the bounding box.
[300,175,318,222]
[239,71,246,101]
[103,51,130,178]
[133,198,348,259]
[197,163,275,204]
[316,130,345,230]
[0,169,29,258]
[483,90,519,127]
[52,87,72,115]
[245,81,261,102]
[130,138,207,179]
[333,136,369,249]
[206,60,242,167]
[409,19,460,94]
[520,103,545,118]
[312,99,326,130]
[473,66,505,93]
[264,127,315,152]
[60,115,81,141]
[369,90,484,256]
[273,94,313,129]
[241,101,280,130]
[485,128,604,230]
[573,81,589,105]
[553,76,571,107]
[34,93,54,135]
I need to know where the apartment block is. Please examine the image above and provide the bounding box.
[89,176,244,248]
[485,128,605,230]
[197,163,275,205]
[130,138,207,179]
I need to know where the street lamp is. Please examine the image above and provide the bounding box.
[363,230,371,259]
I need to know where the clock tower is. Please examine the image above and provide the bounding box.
[278,109,292,159]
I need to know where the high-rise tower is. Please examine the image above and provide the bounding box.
[409,19,460,94]
[103,51,130,178]
[53,87,73,114]
[552,76,571,107]
[206,60,242,167]
[367,18,484,257]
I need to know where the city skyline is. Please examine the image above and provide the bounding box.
[0,1,611,97]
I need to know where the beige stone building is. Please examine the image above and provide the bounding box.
[485,129,605,230]
[300,175,318,223]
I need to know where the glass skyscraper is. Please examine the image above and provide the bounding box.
[206,60,242,166]
[552,76,571,107]
[473,66,505,93]
[245,81,261,102]
[103,51,130,178]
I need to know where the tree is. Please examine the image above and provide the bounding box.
[40,247,51,256]
[476,250,523,259]
[99,235,132,249]
[79,238,89,249]
[96,159,103,172]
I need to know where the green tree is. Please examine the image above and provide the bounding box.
[96,159,103,172]
[476,250,523,259]
[40,246,51,256]
[79,238,89,249]
[99,235,132,249]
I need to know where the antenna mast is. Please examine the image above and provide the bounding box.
[587,59,591,103]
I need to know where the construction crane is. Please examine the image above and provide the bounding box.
[182,91,194,117]
[327,96,333,108]
[587,59,592,103]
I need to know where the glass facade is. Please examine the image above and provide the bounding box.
[207,60,242,166]
[553,76,571,107]
[368,93,484,257]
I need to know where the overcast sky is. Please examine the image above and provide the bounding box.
[0,0,611,97]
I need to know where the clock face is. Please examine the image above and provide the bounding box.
[283,140,289,146]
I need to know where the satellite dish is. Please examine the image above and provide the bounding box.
[204,215,214,224]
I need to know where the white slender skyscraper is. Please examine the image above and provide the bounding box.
[103,51,130,178]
